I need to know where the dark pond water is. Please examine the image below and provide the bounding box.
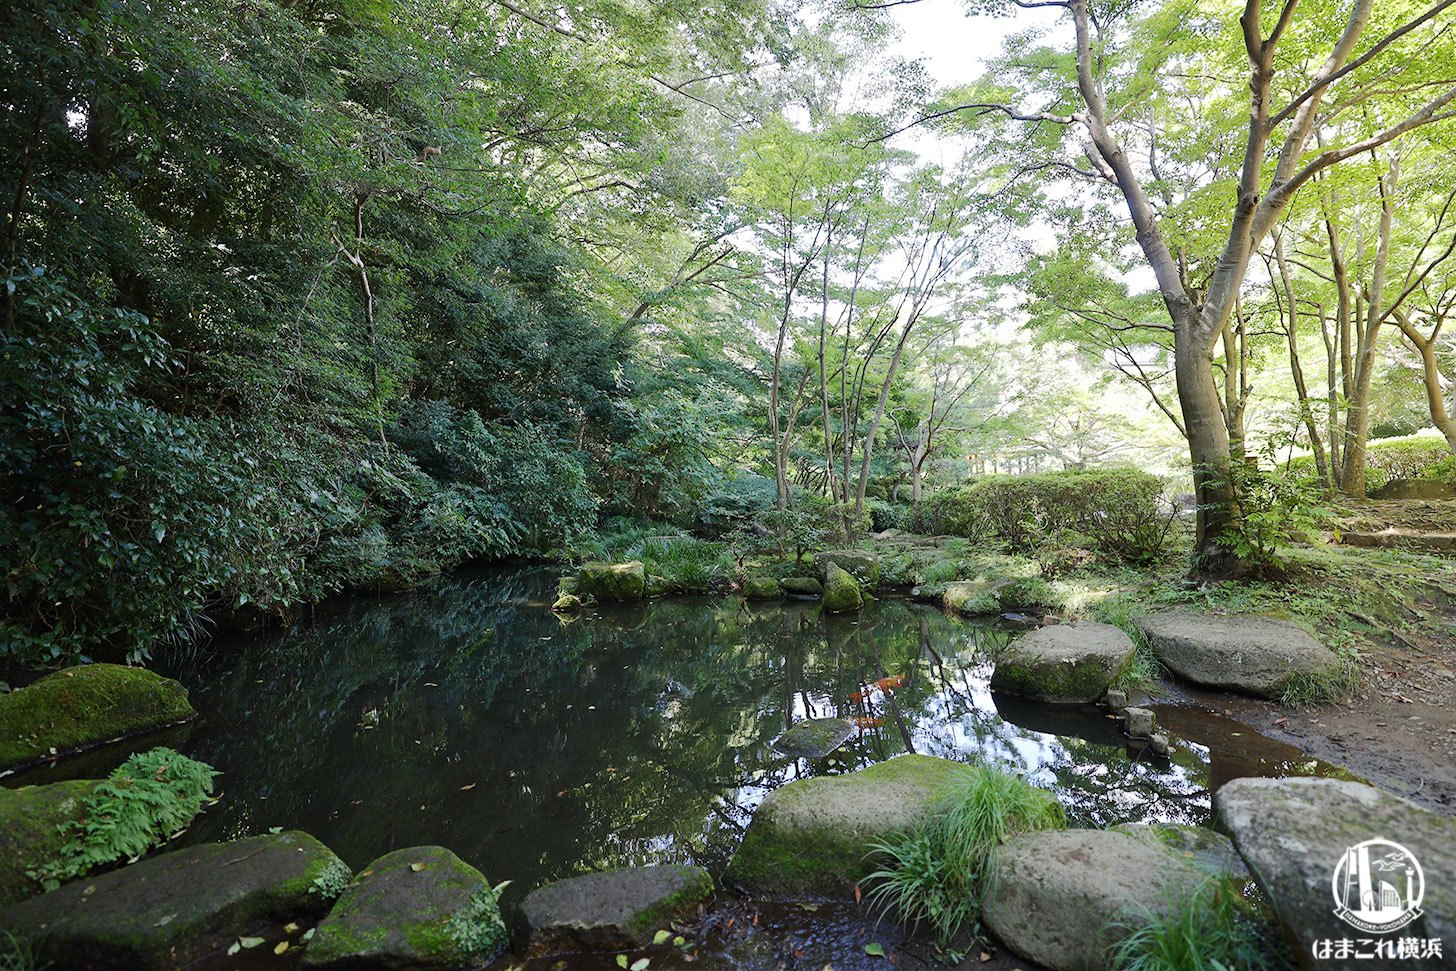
[5,566,1356,968]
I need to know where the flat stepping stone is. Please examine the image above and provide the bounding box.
[0,665,195,772]
[781,576,823,597]
[1134,612,1339,699]
[1339,529,1456,553]
[0,831,348,970]
[983,829,1205,971]
[1111,823,1249,882]
[742,577,782,600]
[1215,777,1456,966]
[302,846,506,969]
[576,561,646,601]
[772,718,854,759]
[521,865,712,956]
[725,754,963,899]
[990,621,1135,703]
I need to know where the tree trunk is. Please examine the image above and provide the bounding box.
[1175,307,1237,567]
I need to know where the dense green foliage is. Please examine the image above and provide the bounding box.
[29,747,217,890]
[866,763,1065,951]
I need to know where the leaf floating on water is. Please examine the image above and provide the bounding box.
[673,936,685,946]
[227,943,241,957]
[653,930,671,945]
[865,942,886,957]
[239,936,265,949]
[616,956,629,969]
[274,941,289,955]
[631,960,650,971]
[460,783,477,791]
[268,826,282,834]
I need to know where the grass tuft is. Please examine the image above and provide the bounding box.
[1108,878,1295,971]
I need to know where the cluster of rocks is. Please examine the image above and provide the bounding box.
[721,752,1453,971]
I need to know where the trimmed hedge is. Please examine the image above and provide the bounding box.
[1286,434,1455,490]
[921,468,1167,558]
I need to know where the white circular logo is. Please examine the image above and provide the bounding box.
[1332,839,1425,934]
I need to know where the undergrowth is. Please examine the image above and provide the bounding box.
[1108,878,1295,971]
[865,762,1065,954]
[0,932,32,971]
[29,747,217,890]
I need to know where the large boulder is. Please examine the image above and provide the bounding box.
[1215,777,1456,969]
[942,579,1010,615]
[1134,612,1340,699]
[302,846,506,970]
[812,550,880,588]
[521,865,712,956]
[576,561,646,602]
[0,665,195,771]
[820,562,863,614]
[0,831,349,970]
[983,829,1206,971]
[1110,823,1249,882]
[989,622,1135,703]
[772,718,854,759]
[725,754,961,898]
[0,780,98,905]
[742,577,783,600]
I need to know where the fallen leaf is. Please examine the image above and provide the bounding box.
[865,942,886,958]
[283,922,300,934]
[980,952,991,962]
[239,936,265,949]
[631,960,650,971]
[153,914,175,927]
[274,941,289,955]
[853,884,862,905]
[460,783,477,791]
[616,956,629,969]
[227,943,241,957]
[653,930,671,945]
[410,862,426,872]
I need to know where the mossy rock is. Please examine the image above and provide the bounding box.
[576,561,646,602]
[645,573,670,597]
[812,550,880,588]
[820,562,863,614]
[989,622,1136,703]
[0,830,348,970]
[551,593,582,613]
[0,779,99,906]
[942,578,1009,615]
[772,718,854,759]
[1110,824,1249,882]
[0,665,196,772]
[521,865,712,956]
[724,754,962,899]
[302,846,505,970]
[742,577,783,600]
[781,577,822,597]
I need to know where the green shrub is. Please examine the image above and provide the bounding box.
[866,763,1065,950]
[30,747,216,890]
[1286,434,1456,490]
[921,468,1169,563]
[1108,877,1294,971]
[1216,459,1334,575]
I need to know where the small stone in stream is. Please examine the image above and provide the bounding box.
[551,593,582,612]
[772,718,855,759]
[1148,732,1169,755]
[1103,689,1128,709]
[301,846,506,969]
[1123,707,1155,737]
[521,865,712,956]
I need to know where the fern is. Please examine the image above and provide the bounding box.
[30,747,217,890]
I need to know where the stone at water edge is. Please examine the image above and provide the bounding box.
[551,593,582,612]
[1133,612,1340,699]
[983,829,1207,971]
[302,846,506,970]
[772,718,855,759]
[0,779,99,906]
[724,754,975,899]
[0,664,196,771]
[742,576,783,600]
[781,576,823,597]
[0,831,349,971]
[1214,776,1456,970]
[576,561,647,602]
[989,621,1136,704]
[820,562,863,613]
[1123,706,1155,738]
[812,550,881,588]
[942,578,1010,615]
[1109,823,1249,882]
[521,865,712,956]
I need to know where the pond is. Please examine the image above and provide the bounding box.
[10,566,1354,967]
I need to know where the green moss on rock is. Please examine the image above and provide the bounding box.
[0,780,99,906]
[521,865,712,956]
[781,577,822,596]
[0,665,195,772]
[576,561,646,602]
[812,551,881,588]
[820,562,863,614]
[302,846,505,969]
[724,754,962,899]
[742,577,783,600]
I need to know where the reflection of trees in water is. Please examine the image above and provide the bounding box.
[165,569,1233,907]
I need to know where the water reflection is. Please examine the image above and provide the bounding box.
[136,567,1346,913]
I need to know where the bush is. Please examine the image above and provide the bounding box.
[1217,459,1334,575]
[921,469,1170,563]
[1285,433,1455,490]
[1108,877,1294,971]
[30,748,216,890]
